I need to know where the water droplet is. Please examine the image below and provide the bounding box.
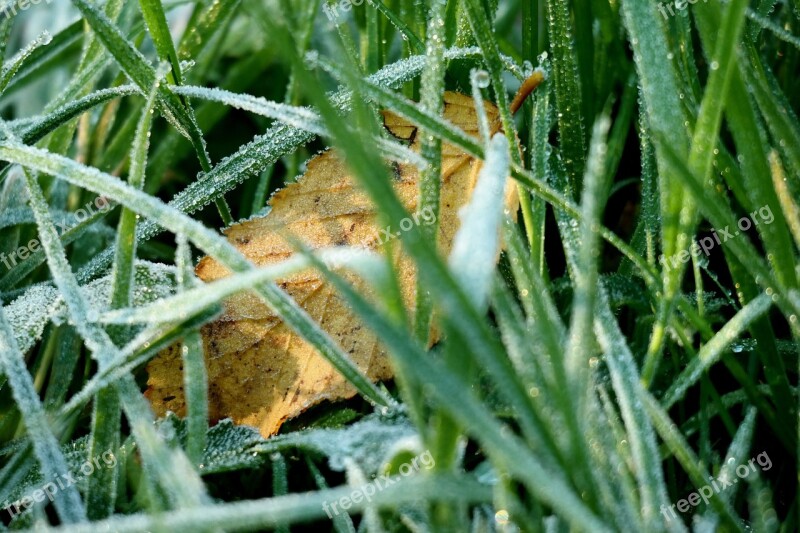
[473,69,490,88]
[521,60,534,77]
[305,51,320,67]
[495,510,509,525]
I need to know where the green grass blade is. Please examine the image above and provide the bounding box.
[642,0,750,384]
[18,167,209,510]
[544,0,586,192]
[295,249,611,532]
[138,0,183,84]
[0,303,87,523]
[641,391,745,531]
[110,68,162,310]
[662,293,773,409]
[176,235,207,467]
[413,0,446,343]
[0,142,393,410]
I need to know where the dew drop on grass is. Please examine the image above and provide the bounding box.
[473,70,490,88]
[304,51,320,68]
[521,60,534,78]
[495,510,509,525]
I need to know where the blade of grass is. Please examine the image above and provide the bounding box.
[412,0,447,344]
[71,0,232,225]
[295,247,611,532]
[0,303,87,523]
[138,0,183,84]
[0,142,393,411]
[19,166,210,510]
[661,293,773,409]
[543,0,586,192]
[40,474,492,533]
[642,0,749,385]
[175,235,207,467]
[641,391,745,531]
[769,151,800,250]
[110,67,163,310]
[564,113,611,410]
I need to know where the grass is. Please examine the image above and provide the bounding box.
[0,0,798,530]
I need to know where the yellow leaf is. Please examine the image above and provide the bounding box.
[146,91,521,437]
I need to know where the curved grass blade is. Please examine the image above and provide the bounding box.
[661,293,773,409]
[18,85,139,147]
[0,142,393,410]
[40,474,491,533]
[70,0,232,224]
[19,167,210,510]
[0,21,83,98]
[72,47,491,285]
[0,32,54,96]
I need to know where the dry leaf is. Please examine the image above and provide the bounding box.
[146,91,520,437]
